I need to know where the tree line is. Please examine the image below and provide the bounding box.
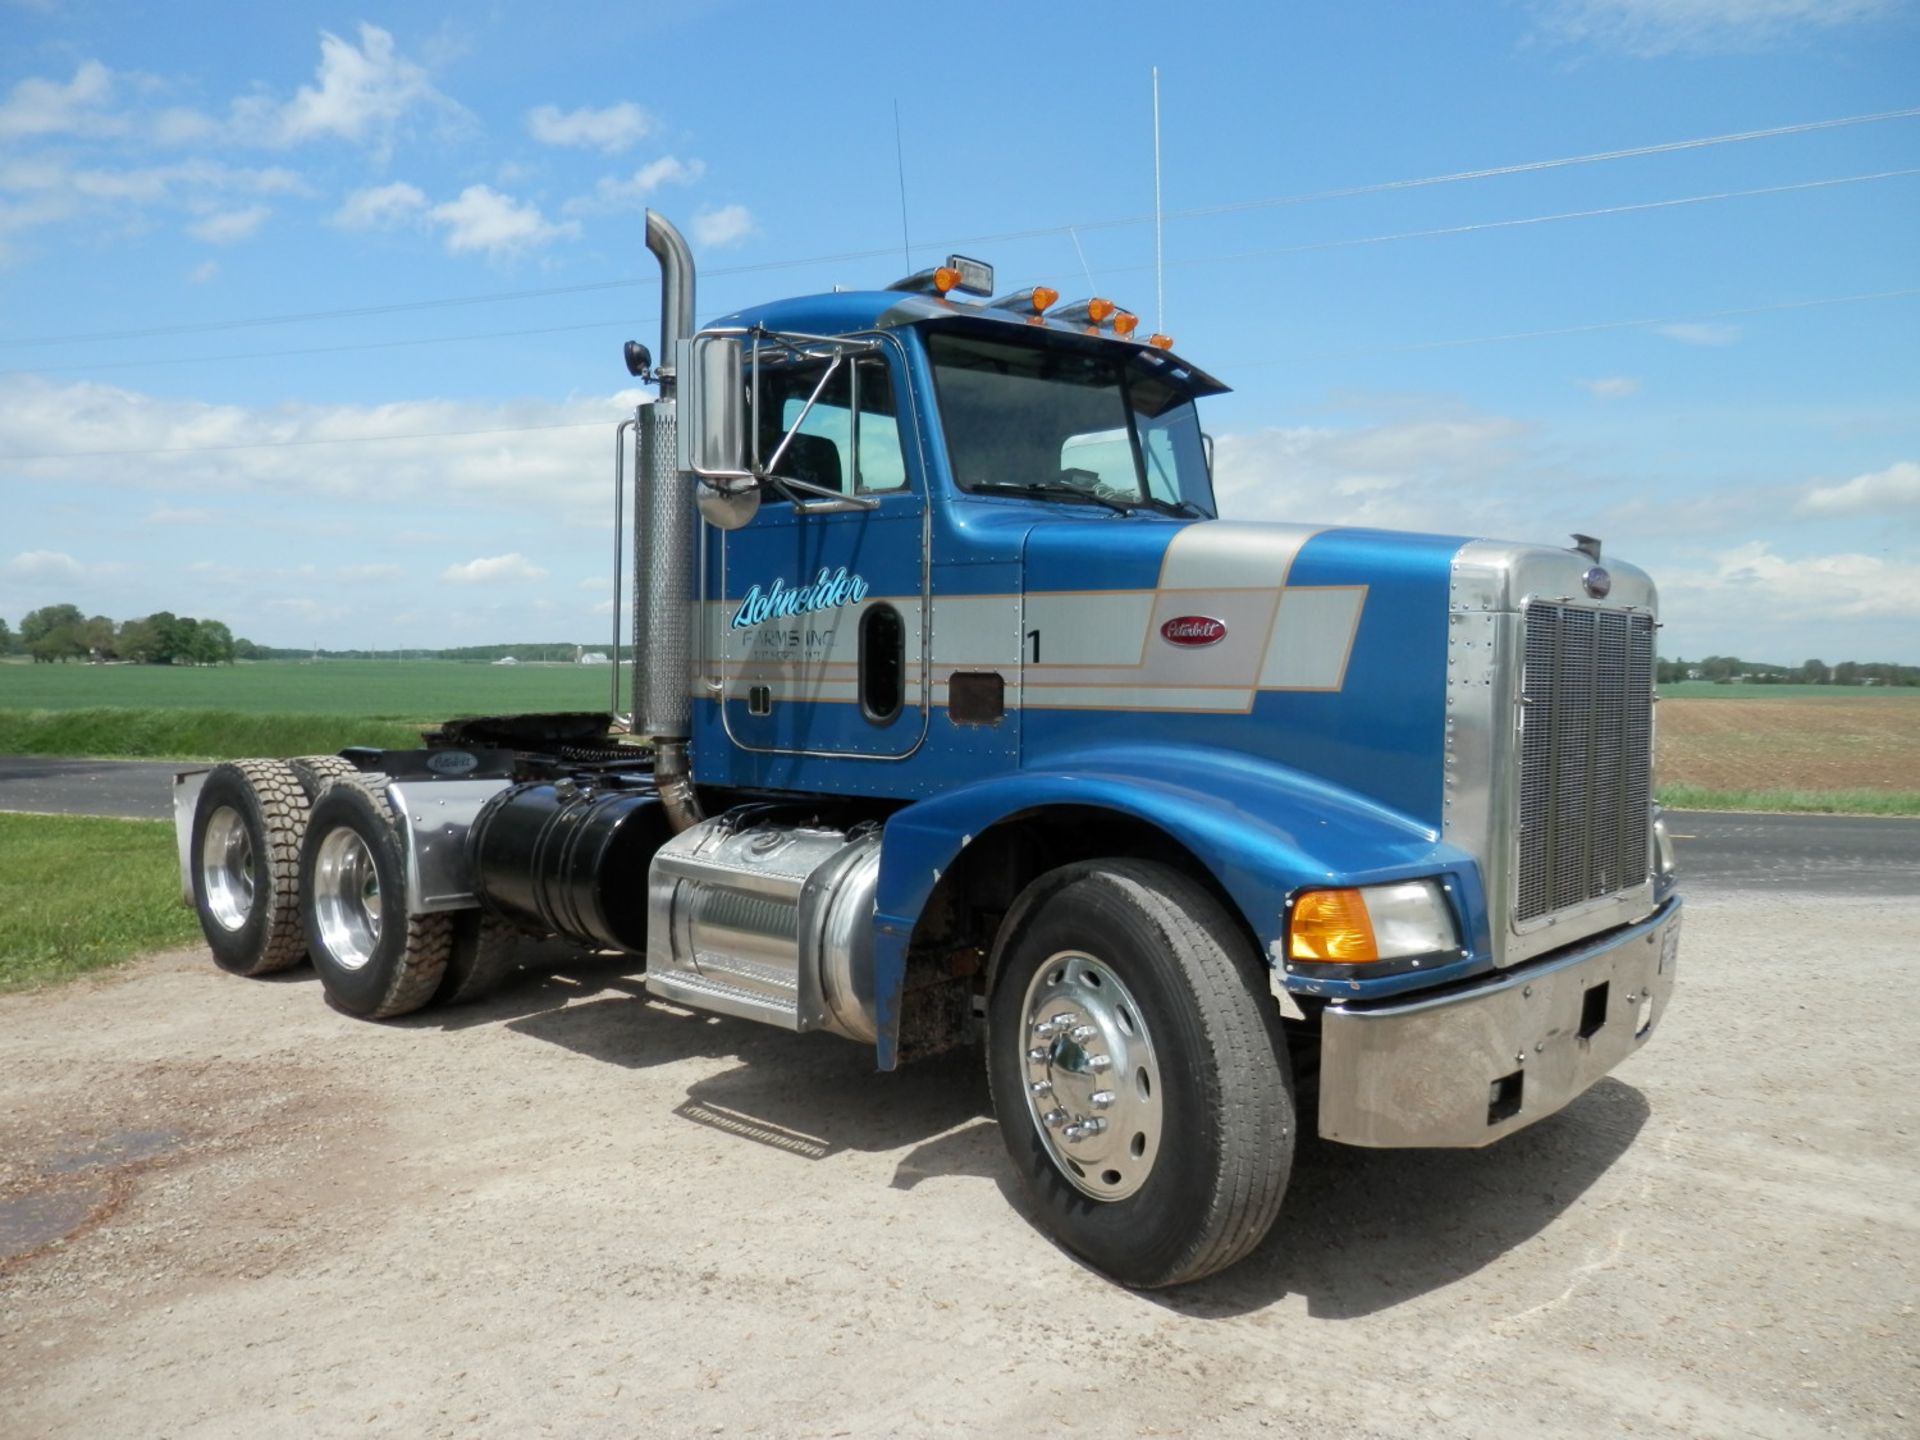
[1657,656,1919,687]
[0,603,252,665]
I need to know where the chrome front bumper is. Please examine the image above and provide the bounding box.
[1317,899,1681,1148]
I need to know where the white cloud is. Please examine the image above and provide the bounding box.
[188,259,219,284]
[341,563,405,581]
[526,101,656,154]
[1664,541,1920,621]
[145,506,216,525]
[1654,321,1741,347]
[1578,376,1641,400]
[441,553,549,584]
[0,60,122,141]
[564,156,704,216]
[230,23,464,150]
[5,549,86,581]
[428,184,578,257]
[187,205,270,244]
[333,180,429,229]
[691,203,755,248]
[1799,460,1920,517]
[1533,0,1898,54]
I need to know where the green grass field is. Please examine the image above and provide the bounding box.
[0,814,200,990]
[1657,681,1919,700]
[0,657,615,718]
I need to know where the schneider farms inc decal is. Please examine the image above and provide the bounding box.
[731,567,870,630]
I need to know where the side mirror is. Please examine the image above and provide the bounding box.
[679,333,748,481]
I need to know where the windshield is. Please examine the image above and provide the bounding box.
[926,331,1215,515]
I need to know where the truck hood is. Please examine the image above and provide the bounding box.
[1015,518,1474,829]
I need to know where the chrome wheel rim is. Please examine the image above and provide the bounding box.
[1019,951,1163,1201]
[312,826,382,972]
[200,806,256,932]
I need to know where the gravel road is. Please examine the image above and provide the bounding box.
[2,890,1915,1439]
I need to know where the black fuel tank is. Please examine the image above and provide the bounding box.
[465,782,668,952]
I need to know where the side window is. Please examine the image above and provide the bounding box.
[758,355,909,500]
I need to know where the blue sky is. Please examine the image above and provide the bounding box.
[1,0,1915,661]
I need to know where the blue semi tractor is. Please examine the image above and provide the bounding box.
[176,211,1681,1288]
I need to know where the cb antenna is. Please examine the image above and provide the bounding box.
[893,99,912,272]
[1152,66,1165,333]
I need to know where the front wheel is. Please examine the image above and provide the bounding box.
[987,859,1295,1288]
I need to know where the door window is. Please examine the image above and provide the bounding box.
[754,355,909,498]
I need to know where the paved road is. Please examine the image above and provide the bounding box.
[1,756,1913,898]
[0,756,183,822]
[1666,809,1920,898]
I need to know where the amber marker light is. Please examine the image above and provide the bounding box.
[1086,297,1117,324]
[1288,888,1380,963]
[1147,333,1175,350]
[1031,286,1059,313]
[933,265,963,294]
[1112,310,1139,337]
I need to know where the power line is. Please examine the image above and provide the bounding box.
[7,168,1911,380]
[3,104,1912,352]
[0,419,608,462]
[3,287,1913,461]
[1225,286,1920,366]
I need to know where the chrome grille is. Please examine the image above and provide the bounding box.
[1516,602,1655,923]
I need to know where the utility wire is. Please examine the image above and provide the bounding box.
[3,287,1914,461]
[3,104,1912,352]
[7,167,1909,379]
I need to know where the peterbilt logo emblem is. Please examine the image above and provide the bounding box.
[1582,566,1613,599]
[1160,616,1227,647]
[426,749,479,776]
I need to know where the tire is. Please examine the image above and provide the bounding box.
[298,774,452,1019]
[287,754,365,801]
[189,759,312,977]
[986,859,1294,1289]
[439,912,523,1006]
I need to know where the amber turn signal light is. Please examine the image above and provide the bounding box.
[1288,888,1380,963]
[1147,333,1175,350]
[1086,297,1117,324]
[1112,310,1139,337]
[933,266,963,294]
[1031,286,1059,313]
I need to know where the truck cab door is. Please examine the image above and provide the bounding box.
[718,340,928,760]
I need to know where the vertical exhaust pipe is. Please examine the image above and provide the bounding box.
[636,210,703,832]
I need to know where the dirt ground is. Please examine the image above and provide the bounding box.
[1657,696,1920,792]
[3,893,1916,1439]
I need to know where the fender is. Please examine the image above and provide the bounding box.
[868,742,1492,1067]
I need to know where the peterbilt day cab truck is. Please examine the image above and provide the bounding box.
[176,211,1681,1289]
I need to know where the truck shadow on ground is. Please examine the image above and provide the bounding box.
[454,957,1649,1320]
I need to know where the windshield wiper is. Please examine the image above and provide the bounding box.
[970,481,1134,514]
[1137,496,1210,518]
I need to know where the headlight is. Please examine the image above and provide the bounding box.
[1288,879,1459,964]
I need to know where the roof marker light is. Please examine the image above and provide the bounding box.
[986,286,1060,316]
[1147,333,1175,350]
[933,265,962,295]
[1112,310,1139,337]
[1053,297,1119,328]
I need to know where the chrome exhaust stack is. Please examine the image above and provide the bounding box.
[633,210,704,832]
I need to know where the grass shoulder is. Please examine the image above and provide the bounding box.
[0,707,423,761]
[0,813,200,990]
[1657,784,1920,817]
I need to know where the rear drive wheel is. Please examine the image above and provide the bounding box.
[288,753,365,801]
[439,913,523,1006]
[189,759,311,976]
[299,775,451,1019]
[987,859,1295,1289]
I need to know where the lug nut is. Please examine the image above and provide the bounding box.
[1064,1118,1107,1142]
[1085,1054,1113,1073]
[1028,1080,1054,1097]
[1042,1108,1068,1129]
[1027,1047,1050,1064]
[1069,1024,1098,1043]
[1090,1090,1115,1110]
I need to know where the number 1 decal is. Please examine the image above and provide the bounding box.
[1025,628,1041,664]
